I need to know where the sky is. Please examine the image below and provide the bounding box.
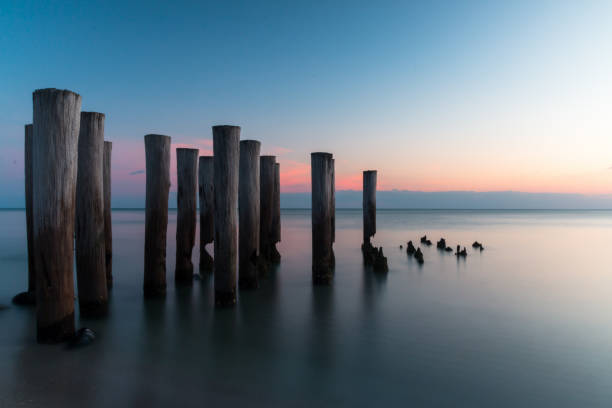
[1,0,612,207]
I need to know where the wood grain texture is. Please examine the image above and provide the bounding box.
[239,140,261,289]
[144,134,171,297]
[75,112,108,317]
[259,155,276,263]
[213,126,240,306]
[175,148,199,283]
[198,156,214,272]
[363,170,377,244]
[32,88,81,343]
[25,124,35,294]
[311,152,334,285]
[273,163,281,244]
[103,141,112,288]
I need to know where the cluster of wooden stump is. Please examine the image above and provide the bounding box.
[401,236,485,264]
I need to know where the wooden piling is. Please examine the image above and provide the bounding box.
[32,88,80,343]
[331,159,335,245]
[213,126,240,306]
[75,112,109,317]
[175,148,199,284]
[271,162,281,262]
[363,170,377,245]
[239,140,261,289]
[311,152,334,285]
[103,141,112,288]
[198,156,214,272]
[259,155,276,263]
[144,134,171,297]
[25,124,35,295]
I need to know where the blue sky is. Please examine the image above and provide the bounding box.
[1,1,611,207]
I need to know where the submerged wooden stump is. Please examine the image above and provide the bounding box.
[213,126,240,306]
[144,134,171,297]
[103,141,113,289]
[239,140,261,289]
[32,88,81,343]
[25,124,35,295]
[175,148,199,284]
[75,112,109,317]
[259,155,276,263]
[311,152,334,285]
[198,156,214,272]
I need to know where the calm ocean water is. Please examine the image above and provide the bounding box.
[1,209,611,407]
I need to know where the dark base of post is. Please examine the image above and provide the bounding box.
[199,250,214,272]
[215,290,236,307]
[79,301,109,318]
[239,278,258,290]
[175,264,194,285]
[12,291,36,306]
[312,265,333,286]
[106,254,113,289]
[143,284,166,298]
[270,244,281,263]
[37,313,75,344]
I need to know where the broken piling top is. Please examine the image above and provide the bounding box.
[239,140,261,289]
[143,134,171,297]
[32,88,82,343]
[213,125,240,306]
[259,155,276,262]
[363,170,377,244]
[103,141,113,288]
[198,155,214,271]
[311,152,334,285]
[175,148,199,284]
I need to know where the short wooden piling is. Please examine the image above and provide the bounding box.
[144,134,171,297]
[25,124,35,295]
[259,155,276,262]
[213,126,240,306]
[32,88,81,343]
[75,112,109,317]
[239,140,261,289]
[363,170,377,245]
[311,152,334,285]
[271,162,281,262]
[175,148,199,284]
[103,141,112,288]
[198,156,214,272]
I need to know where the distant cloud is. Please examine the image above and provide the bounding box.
[129,169,145,175]
[264,146,293,156]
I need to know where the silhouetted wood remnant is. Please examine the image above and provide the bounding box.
[103,141,112,288]
[311,152,334,284]
[361,170,387,271]
[259,155,276,264]
[144,134,171,297]
[239,140,261,289]
[330,158,335,266]
[175,148,199,284]
[213,126,240,306]
[75,112,109,317]
[271,162,281,262]
[32,88,81,343]
[198,156,214,272]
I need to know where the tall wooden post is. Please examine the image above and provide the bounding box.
[363,170,377,245]
[103,141,112,289]
[198,156,214,272]
[330,158,335,266]
[239,140,260,289]
[311,152,334,285]
[259,155,276,263]
[271,162,281,262]
[144,134,171,297]
[75,112,108,317]
[25,124,35,294]
[213,126,240,306]
[32,88,81,343]
[175,148,199,284]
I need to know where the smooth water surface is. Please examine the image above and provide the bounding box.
[1,209,611,407]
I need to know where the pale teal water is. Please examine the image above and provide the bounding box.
[1,209,612,407]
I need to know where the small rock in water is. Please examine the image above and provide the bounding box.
[420,235,427,243]
[472,241,484,250]
[445,246,453,252]
[455,245,467,257]
[399,244,403,249]
[436,238,447,250]
[406,241,416,255]
[68,328,96,349]
[12,291,36,306]
[414,248,424,264]
[373,247,389,273]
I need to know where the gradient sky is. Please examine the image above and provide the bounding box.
[1,0,611,206]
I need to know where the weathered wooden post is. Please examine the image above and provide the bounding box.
[363,170,377,245]
[198,156,214,272]
[103,141,112,289]
[144,134,171,297]
[239,140,261,289]
[213,126,240,306]
[75,112,109,317]
[32,88,80,343]
[25,124,36,295]
[259,155,276,263]
[271,162,281,262]
[311,152,334,285]
[175,148,199,284]
[330,158,335,266]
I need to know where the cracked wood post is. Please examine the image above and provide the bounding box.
[75,112,109,317]
[311,152,334,285]
[175,148,199,284]
[270,162,281,262]
[213,126,240,306]
[330,158,335,266]
[25,124,35,295]
[144,134,171,297]
[32,88,81,343]
[198,156,214,272]
[103,141,112,289]
[239,140,260,289]
[363,170,377,245]
[259,155,276,263]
